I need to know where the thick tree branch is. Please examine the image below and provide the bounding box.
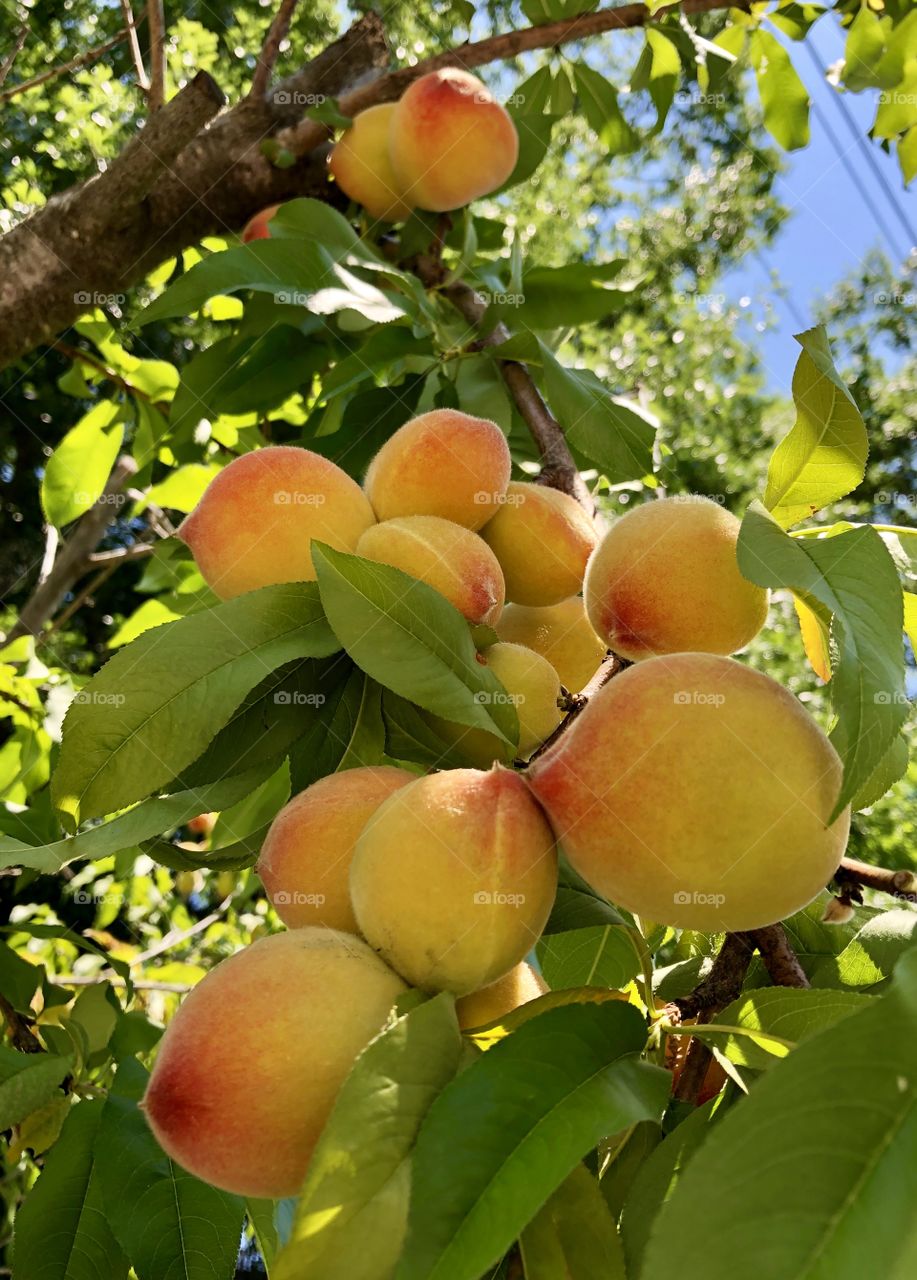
[5,456,138,644]
[668,932,753,1103]
[747,924,810,989]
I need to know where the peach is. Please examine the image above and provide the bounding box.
[481,482,598,606]
[350,767,557,994]
[583,496,769,660]
[389,69,519,211]
[241,204,282,242]
[429,642,562,766]
[356,516,505,626]
[142,929,406,1197]
[329,103,414,222]
[496,598,607,693]
[256,766,416,931]
[527,653,851,932]
[456,961,548,1029]
[364,410,511,529]
[178,446,376,600]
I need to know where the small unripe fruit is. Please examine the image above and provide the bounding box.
[256,766,416,931]
[329,104,414,221]
[242,204,282,242]
[456,961,548,1029]
[142,929,406,1197]
[187,812,217,838]
[584,496,769,660]
[213,871,236,901]
[364,410,511,530]
[527,653,850,932]
[179,446,376,600]
[351,767,557,994]
[481,482,598,606]
[496,598,607,693]
[389,70,519,211]
[356,516,505,626]
[430,642,562,765]
[175,871,196,899]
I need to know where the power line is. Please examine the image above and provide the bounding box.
[803,39,915,259]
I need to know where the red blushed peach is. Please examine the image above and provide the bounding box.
[526,653,850,933]
[142,929,406,1197]
[496,598,607,693]
[241,204,282,242]
[481,482,599,606]
[350,767,558,994]
[389,69,519,211]
[356,516,505,627]
[583,496,769,660]
[256,766,416,931]
[329,103,414,222]
[364,409,511,530]
[178,446,376,600]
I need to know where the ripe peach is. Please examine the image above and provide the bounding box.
[389,69,519,211]
[356,516,505,626]
[527,653,850,932]
[364,410,511,529]
[481,482,598,606]
[179,446,376,600]
[429,641,562,765]
[351,767,557,994]
[496,598,607,693]
[142,929,406,1197]
[583,496,769,660]
[241,204,282,242]
[329,103,414,222]
[256,766,416,931]
[456,961,548,1029]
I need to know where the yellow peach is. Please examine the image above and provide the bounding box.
[329,104,414,222]
[456,961,548,1029]
[496,598,607,693]
[481,482,598,606]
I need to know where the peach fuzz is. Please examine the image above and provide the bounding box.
[179,446,376,600]
[456,961,549,1030]
[142,929,406,1197]
[389,69,519,211]
[329,103,414,222]
[364,409,511,529]
[584,495,769,661]
[256,766,416,931]
[526,653,850,932]
[356,515,505,627]
[350,766,557,994]
[496,598,607,693]
[481,481,598,606]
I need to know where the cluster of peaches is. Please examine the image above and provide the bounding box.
[244,66,520,243]
[142,412,851,1199]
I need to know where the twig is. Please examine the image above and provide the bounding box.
[667,933,754,1104]
[249,0,300,101]
[0,23,28,91]
[147,0,166,111]
[52,976,193,993]
[526,652,622,764]
[0,28,132,104]
[5,456,138,644]
[281,0,750,156]
[0,991,43,1054]
[42,562,120,642]
[87,541,159,566]
[835,856,917,903]
[747,924,810,989]
[51,341,164,405]
[119,0,150,91]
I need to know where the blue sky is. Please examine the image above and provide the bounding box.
[723,20,916,393]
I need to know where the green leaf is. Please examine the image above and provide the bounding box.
[769,3,826,42]
[41,402,124,528]
[489,261,637,329]
[709,987,874,1069]
[811,909,917,990]
[520,1164,626,1279]
[142,463,220,514]
[396,1002,669,1280]
[502,108,558,190]
[0,938,44,1011]
[573,64,638,155]
[750,29,810,150]
[737,504,907,814]
[543,885,627,933]
[52,583,338,828]
[274,994,463,1280]
[0,1048,71,1130]
[12,1099,129,1280]
[537,925,643,991]
[763,326,867,528]
[644,28,681,130]
[842,3,888,92]
[849,731,910,810]
[540,348,657,483]
[381,690,472,770]
[875,63,917,139]
[288,661,385,790]
[312,545,518,743]
[95,1058,245,1280]
[641,946,917,1280]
